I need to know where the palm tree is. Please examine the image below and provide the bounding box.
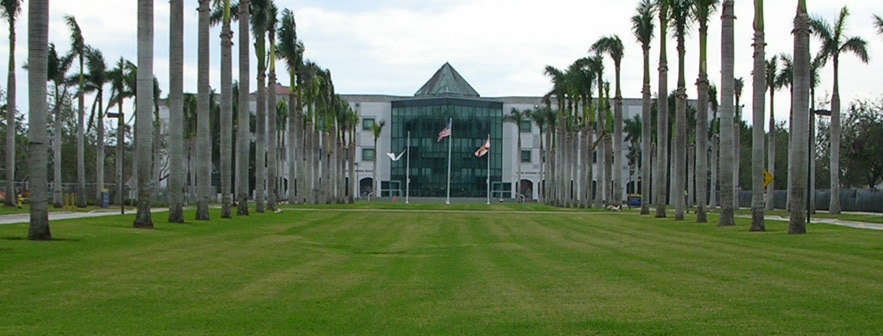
[107,58,135,210]
[572,57,596,208]
[168,0,185,223]
[236,0,251,215]
[590,35,625,208]
[370,120,385,201]
[266,3,279,211]
[504,108,527,200]
[655,0,671,218]
[543,65,566,206]
[133,0,155,229]
[530,108,548,203]
[48,44,74,208]
[218,0,233,218]
[750,0,766,231]
[810,6,870,215]
[718,0,736,226]
[733,76,743,210]
[669,0,691,221]
[27,0,50,240]
[632,0,655,215]
[251,0,272,213]
[196,0,211,221]
[763,55,779,211]
[789,0,812,233]
[277,9,302,205]
[875,14,882,36]
[84,46,108,206]
[693,0,719,222]
[708,83,719,210]
[776,54,793,210]
[1,0,21,207]
[64,15,88,208]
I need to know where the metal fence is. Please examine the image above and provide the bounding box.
[730,188,883,213]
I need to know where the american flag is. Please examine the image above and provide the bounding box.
[437,120,452,142]
[474,138,490,157]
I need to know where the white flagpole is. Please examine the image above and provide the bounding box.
[405,131,410,204]
[446,118,452,205]
[486,134,491,205]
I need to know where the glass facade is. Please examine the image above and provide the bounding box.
[390,98,503,197]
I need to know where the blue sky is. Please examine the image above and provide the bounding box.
[2,0,882,128]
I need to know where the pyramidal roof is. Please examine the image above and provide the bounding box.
[414,62,480,98]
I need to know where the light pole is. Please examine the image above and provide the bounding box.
[809,109,831,223]
[107,111,125,215]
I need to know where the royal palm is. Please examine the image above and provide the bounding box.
[1,0,20,207]
[591,35,625,209]
[669,0,690,221]
[750,0,766,231]
[810,6,870,215]
[692,0,719,222]
[632,0,655,215]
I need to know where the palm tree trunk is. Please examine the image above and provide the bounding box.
[236,0,251,216]
[718,0,736,226]
[766,92,776,211]
[255,61,267,213]
[195,0,211,221]
[674,31,687,221]
[789,0,810,232]
[696,23,710,222]
[750,0,766,231]
[733,114,741,210]
[348,127,356,203]
[288,89,299,204]
[267,65,278,211]
[5,12,16,208]
[53,89,64,208]
[710,135,719,210]
[516,131,522,201]
[134,0,154,229]
[688,145,695,212]
[96,94,106,205]
[76,59,86,208]
[167,0,185,223]
[640,45,652,215]
[613,66,624,208]
[655,9,670,218]
[220,6,233,218]
[829,59,841,214]
[27,0,51,240]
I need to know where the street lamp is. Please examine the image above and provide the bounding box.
[107,111,125,215]
[808,109,831,223]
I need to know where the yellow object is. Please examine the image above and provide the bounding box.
[764,170,774,189]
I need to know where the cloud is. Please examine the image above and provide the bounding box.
[1,0,882,129]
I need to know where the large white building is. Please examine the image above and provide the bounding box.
[154,63,673,203]
[341,63,648,201]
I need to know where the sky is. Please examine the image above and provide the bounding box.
[1,0,882,129]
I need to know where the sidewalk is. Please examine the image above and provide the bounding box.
[740,213,883,231]
[0,208,168,225]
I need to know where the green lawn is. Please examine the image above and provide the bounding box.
[1,206,882,335]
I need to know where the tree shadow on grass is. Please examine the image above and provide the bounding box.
[0,236,81,242]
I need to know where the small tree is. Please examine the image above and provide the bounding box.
[370,120,385,201]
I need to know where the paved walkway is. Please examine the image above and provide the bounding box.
[0,208,167,225]
[2,208,882,231]
[736,214,883,231]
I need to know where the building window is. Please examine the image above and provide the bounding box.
[521,150,531,163]
[362,118,375,131]
[592,151,597,164]
[519,120,531,133]
[362,148,375,161]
